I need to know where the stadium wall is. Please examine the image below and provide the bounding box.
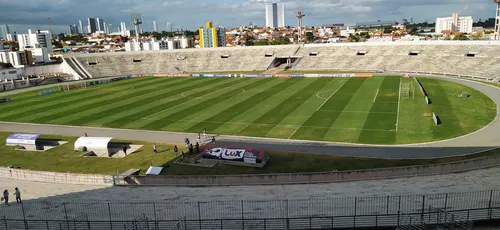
[128,153,500,186]
[23,62,81,80]
[0,167,113,185]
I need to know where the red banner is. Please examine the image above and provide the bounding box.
[354,73,373,78]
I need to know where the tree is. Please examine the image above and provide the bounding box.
[283,37,290,44]
[453,33,469,40]
[383,25,394,34]
[348,34,360,42]
[305,32,314,42]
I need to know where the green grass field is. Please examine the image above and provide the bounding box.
[0,76,495,144]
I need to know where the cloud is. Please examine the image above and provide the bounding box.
[0,0,494,34]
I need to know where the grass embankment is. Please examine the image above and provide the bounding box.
[1,132,499,175]
[0,132,179,175]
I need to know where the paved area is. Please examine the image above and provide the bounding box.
[0,76,499,159]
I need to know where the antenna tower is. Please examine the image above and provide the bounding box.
[494,0,500,40]
[131,14,143,41]
[295,8,305,43]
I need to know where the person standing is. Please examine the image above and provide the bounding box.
[197,133,201,143]
[2,190,9,206]
[173,145,178,156]
[123,145,127,155]
[153,143,157,153]
[212,136,216,144]
[195,142,200,154]
[14,188,21,203]
[84,133,88,137]
[203,128,207,137]
[189,143,193,154]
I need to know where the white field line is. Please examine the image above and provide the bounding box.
[316,79,348,111]
[143,85,245,120]
[396,77,402,131]
[373,89,379,102]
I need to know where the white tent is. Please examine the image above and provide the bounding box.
[146,166,163,175]
[74,137,113,154]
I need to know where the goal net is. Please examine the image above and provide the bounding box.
[60,82,87,92]
[401,81,415,99]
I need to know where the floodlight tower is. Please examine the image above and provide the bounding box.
[494,0,500,40]
[296,8,305,43]
[131,14,143,41]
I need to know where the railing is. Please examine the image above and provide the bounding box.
[0,190,499,229]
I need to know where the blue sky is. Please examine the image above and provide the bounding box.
[0,0,495,35]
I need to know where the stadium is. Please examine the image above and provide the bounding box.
[1,41,500,229]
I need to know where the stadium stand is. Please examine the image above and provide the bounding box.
[65,41,500,80]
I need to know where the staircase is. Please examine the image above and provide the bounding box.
[264,63,287,74]
[64,57,85,80]
[71,57,93,79]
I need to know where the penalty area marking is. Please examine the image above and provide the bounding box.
[316,80,348,111]
[373,89,379,102]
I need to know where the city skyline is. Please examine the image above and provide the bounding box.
[0,0,497,34]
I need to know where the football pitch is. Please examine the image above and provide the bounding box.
[0,76,496,144]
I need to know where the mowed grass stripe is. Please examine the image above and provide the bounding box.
[238,78,327,137]
[103,78,240,128]
[186,79,299,133]
[1,78,149,110]
[71,77,216,126]
[324,77,384,142]
[291,78,366,140]
[418,78,464,140]
[395,77,434,144]
[29,79,189,124]
[140,78,268,130]
[53,78,192,125]
[0,78,150,117]
[164,78,281,132]
[357,77,400,144]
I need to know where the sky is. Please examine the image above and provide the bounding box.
[0,0,495,35]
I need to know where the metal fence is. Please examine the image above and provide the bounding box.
[0,189,499,230]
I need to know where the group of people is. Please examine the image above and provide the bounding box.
[2,188,21,206]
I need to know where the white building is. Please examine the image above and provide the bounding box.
[0,50,33,67]
[435,13,473,34]
[79,20,84,34]
[1,24,12,41]
[120,22,127,37]
[153,21,158,32]
[166,22,172,32]
[124,36,190,52]
[16,30,52,63]
[340,26,356,37]
[265,3,285,28]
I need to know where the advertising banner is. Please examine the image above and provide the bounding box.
[319,74,355,78]
[215,74,230,77]
[6,133,40,145]
[354,73,373,78]
[243,74,259,78]
[274,74,290,78]
[153,74,170,77]
[39,89,56,95]
[290,74,305,78]
[305,74,319,78]
[190,74,201,77]
[202,146,265,164]
[0,98,11,103]
[403,74,411,78]
[432,112,440,125]
[110,76,132,82]
[173,74,190,77]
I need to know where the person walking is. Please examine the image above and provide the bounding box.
[173,145,178,156]
[212,136,216,144]
[195,142,200,154]
[2,190,9,206]
[197,133,201,143]
[123,145,127,155]
[203,128,207,137]
[153,143,157,153]
[189,143,193,154]
[14,188,21,203]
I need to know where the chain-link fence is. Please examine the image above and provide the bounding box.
[0,189,499,230]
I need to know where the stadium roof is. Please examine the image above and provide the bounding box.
[355,21,397,28]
